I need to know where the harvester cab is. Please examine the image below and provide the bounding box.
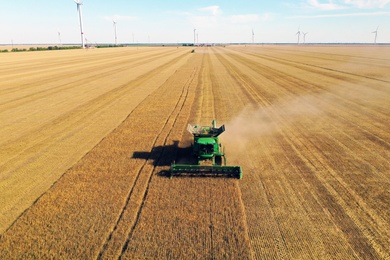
[170,120,242,179]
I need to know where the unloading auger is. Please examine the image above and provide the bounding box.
[170,120,242,179]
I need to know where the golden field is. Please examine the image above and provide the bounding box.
[0,45,389,259]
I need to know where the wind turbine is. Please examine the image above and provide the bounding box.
[74,0,85,48]
[252,28,254,44]
[58,30,62,46]
[296,26,301,44]
[303,32,308,44]
[113,21,117,45]
[372,26,379,44]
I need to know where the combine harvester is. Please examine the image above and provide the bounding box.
[170,120,242,179]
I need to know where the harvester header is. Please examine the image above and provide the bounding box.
[171,120,242,179]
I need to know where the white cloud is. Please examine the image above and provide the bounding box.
[343,0,390,8]
[305,0,347,10]
[198,6,222,16]
[304,0,390,10]
[287,10,390,18]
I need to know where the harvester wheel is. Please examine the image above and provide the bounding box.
[215,156,223,166]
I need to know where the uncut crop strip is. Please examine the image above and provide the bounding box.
[217,46,390,258]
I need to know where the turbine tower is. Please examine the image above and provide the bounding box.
[372,26,379,44]
[296,26,301,44]
[252,28,254,44]
[113,21,117,45]
[303,32,308,44]
[193,28,196,46]
[74,0,85,48]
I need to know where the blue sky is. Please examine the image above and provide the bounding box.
[0,0,389,44]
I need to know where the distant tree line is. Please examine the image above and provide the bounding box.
[95,44,126,48]
[0,46,82,53]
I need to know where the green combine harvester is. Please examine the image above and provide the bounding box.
[170,120,242,179]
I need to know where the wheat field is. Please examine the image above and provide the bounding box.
[0,45,389,259]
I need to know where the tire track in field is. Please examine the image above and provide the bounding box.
[98,68,197,259]
[216,49,386,258]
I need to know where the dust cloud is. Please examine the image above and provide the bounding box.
[220,95,325,162]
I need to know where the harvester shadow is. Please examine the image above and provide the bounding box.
[132,140,193,173]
